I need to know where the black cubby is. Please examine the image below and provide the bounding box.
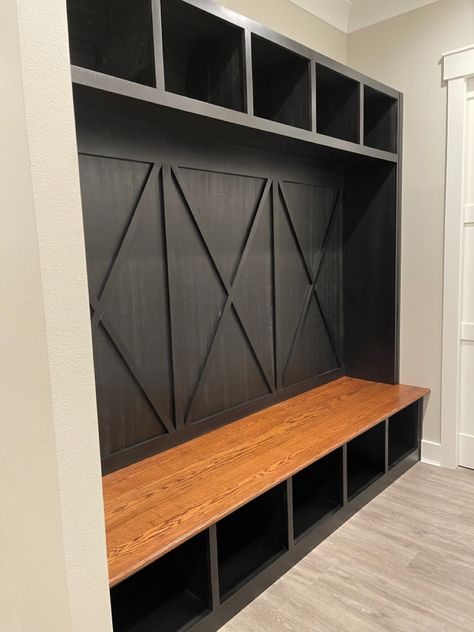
[110,531,211,632]
[292,449,343,539]
[364,85,398,153]
[161,0,245,111]
[347,423,385,500]
[389,402,419,468]
[217,484,288,600]
[66,0,156,86]
[251,34,311,130]
[316,64,360,143]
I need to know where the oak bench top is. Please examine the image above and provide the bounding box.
[103,376,429,586]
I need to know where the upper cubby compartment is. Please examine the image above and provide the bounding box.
[251,35,311,130]
[66,0,156,86]
[161,0,245,111]
[316,64,360,143]
[364,85,398,153]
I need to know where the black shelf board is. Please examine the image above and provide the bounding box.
[161,0,245,111]
[71,67,398,165]
[316,63,360,143]
[347,465,383,501]
[66,0,156,87]
[251,34,310,130]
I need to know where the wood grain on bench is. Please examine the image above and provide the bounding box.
[103,376,429,586]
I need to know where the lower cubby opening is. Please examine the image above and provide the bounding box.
[110,531,211,632]
[347,422,385,500]
[388,402,419,468]
[217,484,288,600]
[292,448,343,539]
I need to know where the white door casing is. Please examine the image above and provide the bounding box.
[441,45,474,468]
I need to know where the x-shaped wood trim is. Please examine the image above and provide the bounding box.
[278,181,343,384]
[170,167,275,424]
[89,163,173,434]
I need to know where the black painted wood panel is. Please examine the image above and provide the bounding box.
[76,107,343,469]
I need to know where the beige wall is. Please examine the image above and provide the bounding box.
[220,0,347,62]
[0,0,112,630]
[348,0,474,449]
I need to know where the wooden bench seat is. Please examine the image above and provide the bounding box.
[103,376,429,587]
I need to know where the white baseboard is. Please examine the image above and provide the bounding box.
[421,439,442,466]
[459,433,474,469]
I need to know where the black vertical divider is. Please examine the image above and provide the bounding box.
[151,0,166,91]
[272,181,282,391]
[286,478,295,547]
[359,81,365,145]
[310,61,317,132]
[209,524,221,611]
[162,164,182,428]
[342,443,348,505]
[384,419,389,473]
[244,30,254,115]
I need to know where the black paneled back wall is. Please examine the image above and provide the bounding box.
[69,0,400,472]
[79,128,344,470]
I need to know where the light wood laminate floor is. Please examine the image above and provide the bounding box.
[222,463,474,632]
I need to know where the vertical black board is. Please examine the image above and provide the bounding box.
[343,161,398,384]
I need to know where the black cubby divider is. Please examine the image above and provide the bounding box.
[161,0,246,111]
[217,484,288,600]
[292,448,343,539]
[110,530,211,632]
[388,401,419,468]
[347,422,386,500]
[66,0,156,87]
[251,34,311,130]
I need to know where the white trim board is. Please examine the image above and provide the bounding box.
[459,433,474,469]
[440,44,474,468]
[421,439,441,466]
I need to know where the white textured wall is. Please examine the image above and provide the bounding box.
[220,0,347,62]
[0,1,112,630]
[348,0,474,453]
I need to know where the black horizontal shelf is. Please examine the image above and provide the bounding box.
[71,66,398,165]
[68,0,400,165]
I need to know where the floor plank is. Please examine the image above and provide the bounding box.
[222,463,474,632]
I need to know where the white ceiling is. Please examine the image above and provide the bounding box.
[289,0,440,33]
